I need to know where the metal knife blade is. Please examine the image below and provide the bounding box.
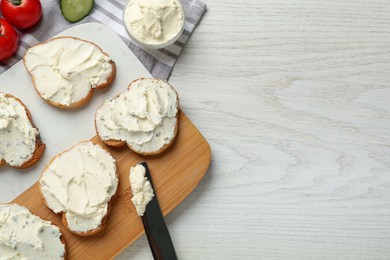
[140,162,178,260]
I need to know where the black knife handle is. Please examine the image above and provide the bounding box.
[140,162,178,260]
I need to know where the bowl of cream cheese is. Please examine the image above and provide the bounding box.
[123,0,185,49]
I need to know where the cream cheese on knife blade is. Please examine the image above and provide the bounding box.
[129,164,154,216]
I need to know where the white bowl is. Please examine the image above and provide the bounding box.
[122,0,185,50]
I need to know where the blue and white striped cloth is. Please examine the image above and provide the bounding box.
[0,0,206,80]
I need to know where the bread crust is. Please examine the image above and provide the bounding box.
[0,203,67,259]
[61,202,112,237]
[94,78,180,156]
[0,93,45,169]
[38,140,118,236]
[23,36,116,109]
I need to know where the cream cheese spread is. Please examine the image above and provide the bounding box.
[0,204,65,259]
[0,93,39,167]
[124,0,185,45]
[129,164,154,216]
[24,37,113,107]
[39,141,118,234]
[95,78,179,154]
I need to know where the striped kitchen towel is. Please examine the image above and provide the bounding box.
[0,0,206,80]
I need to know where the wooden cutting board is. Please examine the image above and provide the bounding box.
[13,110,211,259]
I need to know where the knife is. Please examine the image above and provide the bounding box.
[140,162,178,260]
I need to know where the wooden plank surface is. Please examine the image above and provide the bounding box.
[146,0,390,259]
[13,111,211,259]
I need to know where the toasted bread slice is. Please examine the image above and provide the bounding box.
[23,36,116,109]
[61,202,112,237]
[39,141,118,236]
[0,93,45,168]
[0,203,66,259]
[95,78,180,156]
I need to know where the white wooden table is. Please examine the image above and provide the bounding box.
[0,0,389,259]
[119,0,390,259]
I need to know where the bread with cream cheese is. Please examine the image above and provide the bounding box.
[0,92,45,169]
[23,36,116,109]
[0,203,66,259]
[61,203,112,237]
[94,78,180,156]
[39,141,118,236]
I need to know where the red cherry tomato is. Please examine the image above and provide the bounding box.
[0,0,42,29]
[0,18,18,61]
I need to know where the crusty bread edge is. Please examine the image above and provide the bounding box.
[0,202,67,259]
[61,202,112,237]
[0,93,45,169]
[22,36,116,109]
[38,140,119,237]
[94,78,180,156]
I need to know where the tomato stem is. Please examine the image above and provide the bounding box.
[9,0,22,6]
